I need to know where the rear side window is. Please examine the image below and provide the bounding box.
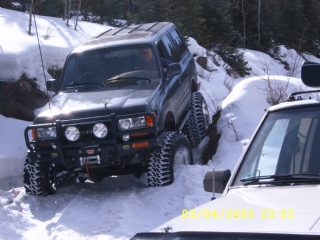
[158,34,180,62]
[169,29,187,57]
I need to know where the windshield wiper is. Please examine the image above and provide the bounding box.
[241,173,320,185]
[105,77,151,83]
[60,82,103,89]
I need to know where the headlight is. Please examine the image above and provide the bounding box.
[36,127,57,139]
[93,123,108,138]
[118,116,147,131]
[65,126,80,141]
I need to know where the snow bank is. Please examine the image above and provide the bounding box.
[0,7,112,92]
[0,115,31,179]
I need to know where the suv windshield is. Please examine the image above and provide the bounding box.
[60,44,160,88]
[233,106,320,186]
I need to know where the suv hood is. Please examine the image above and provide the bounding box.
[153,185,320,234]
[35,83,158,123]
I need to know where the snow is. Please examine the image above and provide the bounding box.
[1,6,320,240]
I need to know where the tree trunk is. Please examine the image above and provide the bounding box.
[257,0,261,46]
[28,0,33,35]
[63,0,66,21]
[66,0,71,27]
[74,0,81,30]
[242,0,246,48]
[275,8,284,45]
[28,0,45,35]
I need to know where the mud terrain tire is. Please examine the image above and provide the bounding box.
[184,92,210,147]
[23,157,56,196]
[147,131,193,187]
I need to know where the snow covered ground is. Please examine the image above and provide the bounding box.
[1,7,320,240]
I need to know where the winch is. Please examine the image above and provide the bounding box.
[79,155,101,166]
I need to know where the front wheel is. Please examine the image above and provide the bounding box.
[23,157,56,196]
[184,92,210,148]
[147,131,193,187]
[24,157,73,196]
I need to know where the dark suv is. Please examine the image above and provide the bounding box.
[23,22,210,196]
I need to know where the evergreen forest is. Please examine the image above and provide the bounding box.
[1,0,320,76]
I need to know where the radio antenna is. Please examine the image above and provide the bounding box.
[32,10,53,118]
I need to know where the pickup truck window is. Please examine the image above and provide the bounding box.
[233,106,320,186]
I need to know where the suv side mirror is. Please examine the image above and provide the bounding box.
[301,61,320,87]
[203,169,231,194]
[46,79,58,93]
[166,63,181,77]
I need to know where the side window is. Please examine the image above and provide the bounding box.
[158,34,180,62]
[157,41,168,59]
[169,29,187,57]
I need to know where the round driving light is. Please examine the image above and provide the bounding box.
[93,123,108,138]
[119,119,131,130]
[122,134,130,142]
[65,126,80,141]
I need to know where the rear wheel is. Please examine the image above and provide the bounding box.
[147,131,193,187]
[184,92,210,147]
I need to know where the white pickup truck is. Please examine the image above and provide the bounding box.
[132,61,320,239]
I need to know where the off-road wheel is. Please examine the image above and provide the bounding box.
[147,131,193,187]
[24,157,73,196]
[23,157,56,196]
[134,153,149,179]
[184,92,210,148]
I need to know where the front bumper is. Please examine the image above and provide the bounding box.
[25,113,160,168]
[26,138,160,166]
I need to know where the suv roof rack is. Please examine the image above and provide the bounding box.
[94,28,113,38]
[128,24,144,33]
[145,22,159,31]
[94,22,171,40]
[286,89,320,101]
[112,25,129,35]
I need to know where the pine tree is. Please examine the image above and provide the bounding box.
[276,0,307,51]
[81,0,125,26]
[128,0,172,24]
[200,0,236,47]
[0,0,16,10]
[300,0,320,56]
[35,0,64,17]
[240,0,277,51]
[200,0,250,77]
[170,0,204,43]
[257,0,282,51]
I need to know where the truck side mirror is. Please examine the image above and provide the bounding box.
[203,169,231,194]
[301,61,320,87]
[166,63,181,77]
[46,79,58,94]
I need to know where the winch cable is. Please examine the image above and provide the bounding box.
[33,11,53,117]
[85,160,91,180]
